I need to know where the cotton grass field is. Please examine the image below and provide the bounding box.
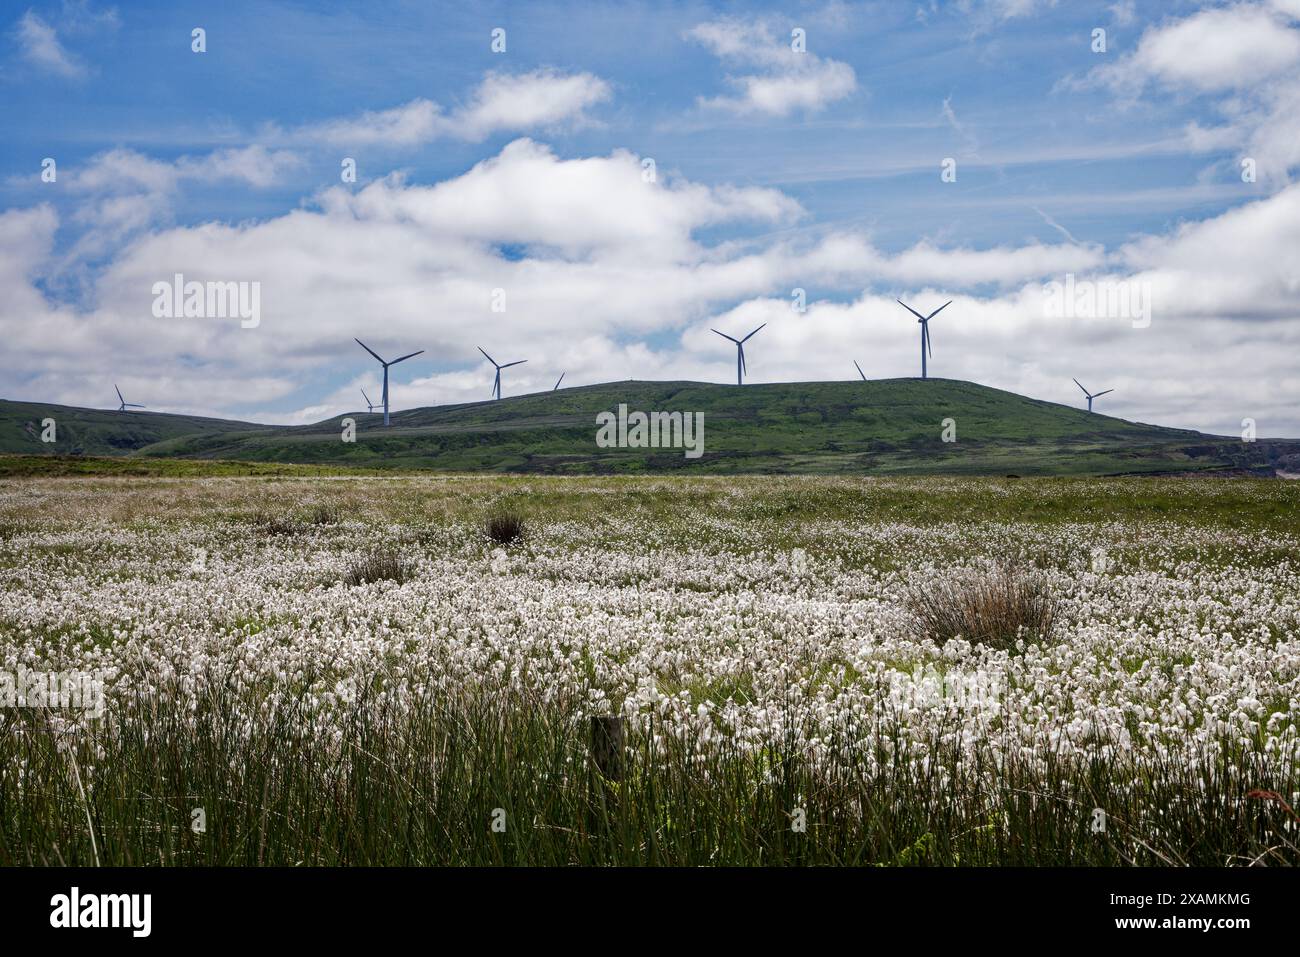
[1,474,1298,866]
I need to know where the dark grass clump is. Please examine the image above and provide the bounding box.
[307,503,342,526]
[485,509,526,546]
[906,561,1059,651]
[251,510,305,537]
[343,552,409,586]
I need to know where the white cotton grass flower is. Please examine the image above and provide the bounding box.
[0,474,1295,796]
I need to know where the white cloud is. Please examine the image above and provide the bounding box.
[4,140,1300,436]
[55,146,301,262]
[67,145,302,195]
[1080,4,1300,185]
[301,99,443,148]
[453,68,611,140]
[184,145,303,188]
[13,10,84,78]
[319,139,802,264]
[1097,5,1300,93]
[300,69,611,147]
[687,18,857,116]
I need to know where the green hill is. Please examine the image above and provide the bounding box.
[0,400,272,457]
[6,378,1292,477]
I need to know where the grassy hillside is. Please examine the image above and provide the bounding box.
[98,378,1300,476]
[6,379,1296,476]
[0,454,377,478]
[0,399,273,457]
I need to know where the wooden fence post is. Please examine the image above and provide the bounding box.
[589,715,625,781]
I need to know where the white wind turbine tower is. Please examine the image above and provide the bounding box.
[354,338,424,426]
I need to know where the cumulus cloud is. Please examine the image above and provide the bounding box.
[1079,3,1300,184]
[1093,5,1300,93]
[53,146,301,262]
[317,139,802,264]
[687,17,856,116]
[3,135,1299,436]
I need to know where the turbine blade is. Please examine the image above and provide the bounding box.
[741,323,766,342]
[477,346,498,367]
[854,360,865,380]
[501,359,527,368]
[740,345,747,376]
[115,384,124,403]
[361,388,371,405]
[926,300,953,321]
[925,322,933,358]
[554,373,564,390]
[1073,378,1089,396]
[389,350,424,365]
[711,329,739,343]
[896,299,926,321]
[1094,389,1114,398]
[355,338,385,364]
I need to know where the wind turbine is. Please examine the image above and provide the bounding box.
[853,360,866,381]
[115,384,144,413]
[553,373,565,391]
[712,323,766,385]
[360,388,378,414]
[478,347,526,400]
[354,338,424,426]
[1073,378,1113,413]
[896,299,951,380]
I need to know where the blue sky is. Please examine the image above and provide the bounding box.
[2,0,1298,434]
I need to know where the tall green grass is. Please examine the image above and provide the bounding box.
[1,674,1294,866]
